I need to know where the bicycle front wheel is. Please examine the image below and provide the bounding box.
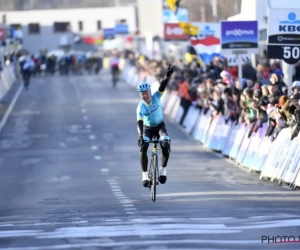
[151,154,157,202]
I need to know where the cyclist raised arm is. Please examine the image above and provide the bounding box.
[136,64,174,187]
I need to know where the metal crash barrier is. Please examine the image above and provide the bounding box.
[0,66,17,100]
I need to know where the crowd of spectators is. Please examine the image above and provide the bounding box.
[131,54,300,141]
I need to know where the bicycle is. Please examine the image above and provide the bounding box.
[148,136,161,202]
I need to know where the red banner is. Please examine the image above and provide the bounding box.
[0,28,7,40]
[164,23,188,40]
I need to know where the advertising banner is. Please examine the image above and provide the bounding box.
[267,9,300,64]
[221,21,258,54]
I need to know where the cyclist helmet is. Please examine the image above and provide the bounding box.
[137,82,151,92]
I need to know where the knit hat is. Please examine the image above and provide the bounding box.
[278,95,288,107]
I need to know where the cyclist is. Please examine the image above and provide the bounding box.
[110,56,119,87]
[136,64,174,187]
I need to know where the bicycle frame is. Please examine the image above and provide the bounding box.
[149,137,160,202]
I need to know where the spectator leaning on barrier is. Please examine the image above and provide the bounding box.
[209,88,224,116]
[252,88,268,133]
[277,95,290,125]
[243,88,257,126]
[270,72,287,95]
[288,93,300,140]
[178,74,192,126]
[222,87,238,123]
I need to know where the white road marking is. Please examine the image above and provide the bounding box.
[111,189,121,192]
[89,135,96,140]
[86,124,92,129]
[119,200,132,204]
[81,109,87,113]
[122,204,134,207]
[113,192,124,195]
[47,176,71,183]
[0,85,23,134]
[0,240,262,249]
[94,156,102,160]
[101,168,109,172]
[105,219,121,222]
[91,146,98,150]
[60,142,66,148]
[124,208,137,211]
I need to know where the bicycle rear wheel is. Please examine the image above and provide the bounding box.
[151,154,157,202]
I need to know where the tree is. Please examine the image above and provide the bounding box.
[179,0,241,22]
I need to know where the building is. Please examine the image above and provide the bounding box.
[0,6,137,53]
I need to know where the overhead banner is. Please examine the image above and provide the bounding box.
[267,9,300,64]
[220,21,258,54]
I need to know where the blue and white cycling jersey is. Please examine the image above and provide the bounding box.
[136,90,164,127]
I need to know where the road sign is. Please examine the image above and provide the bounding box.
[220,21,258,54]
[267,9,300,64]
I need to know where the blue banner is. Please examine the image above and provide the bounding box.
[163,8,188,23]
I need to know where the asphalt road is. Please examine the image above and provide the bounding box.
[0,71,300,249]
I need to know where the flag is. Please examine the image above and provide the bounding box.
[178,22,199,36]
[166,0,176,12]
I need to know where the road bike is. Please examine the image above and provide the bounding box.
[148,136,160,202]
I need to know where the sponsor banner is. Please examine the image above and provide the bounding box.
[164,23,188,40]
[221,21,258,54]
[115,24,128,34]
[103,28,115,39]
[267,9,300,64]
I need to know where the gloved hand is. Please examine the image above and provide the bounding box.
[166,64,174,78]
[138,134,144,147]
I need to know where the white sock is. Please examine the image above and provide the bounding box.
[160,166,166,176]
[142,171,149,181]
